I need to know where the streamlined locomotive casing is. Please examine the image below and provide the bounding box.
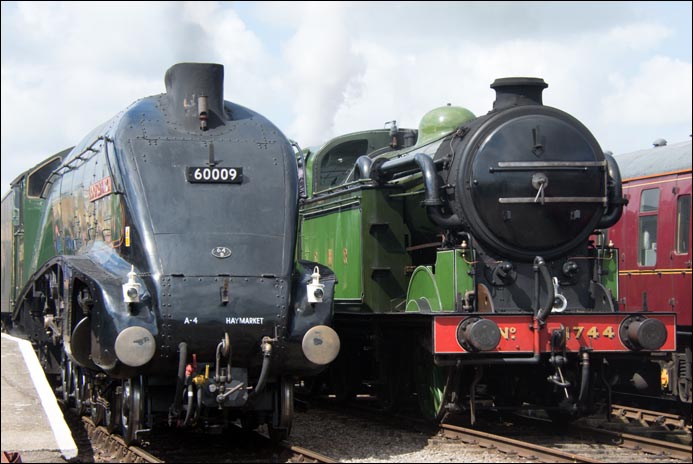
[2,64,339,440]
[36,64,323,376]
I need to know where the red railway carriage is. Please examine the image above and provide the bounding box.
[610,139,692,403]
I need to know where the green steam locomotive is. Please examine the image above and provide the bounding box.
[297,78,676,422]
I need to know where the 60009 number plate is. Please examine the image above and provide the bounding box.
[186,167,243,183]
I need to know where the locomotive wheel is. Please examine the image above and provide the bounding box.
[90,394,103,425]
[89,383,110,427]
[72,366,87,415]
[268,377,293,443]
[107,385,122,434]
[414,342,451,422]
[121,376,144,445]
[60,352,73,404]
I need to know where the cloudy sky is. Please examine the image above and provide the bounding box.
[1,1,691,196]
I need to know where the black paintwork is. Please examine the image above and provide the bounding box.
[436,84,606,261]
[8,64,336,418]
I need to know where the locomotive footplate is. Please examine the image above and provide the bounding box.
[433,313,677,354]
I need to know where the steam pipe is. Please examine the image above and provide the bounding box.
[534,256,555,325]
[169,342,188,423]
[182,385,194,426]
[215,341,223,381]
[413,154,443,207]
[370,152,463,228]
[195,382,202,422]
[598,153,625,228]
[426,204,464,229]
[354,156,373,180]
[248,337,273,399]
[377,152,419,175]
[226,346,232,384]
[578,351,590,404]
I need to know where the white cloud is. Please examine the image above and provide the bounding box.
[326,37,604,146]
[0,1,279,195]
[290,11,690,155]
[593,55,693,152]
[606,22,672,51]
[602,55,692,125]
[1,2,691,195]
[281,2,365,146]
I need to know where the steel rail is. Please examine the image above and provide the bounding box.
[441,423,602,463]
[610,403,690,430]
[282,442,338,463]
[572,423,692,461]
[82,417,163,463]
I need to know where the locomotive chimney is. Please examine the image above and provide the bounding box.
[164,63,227,131]
[491,77,548,111]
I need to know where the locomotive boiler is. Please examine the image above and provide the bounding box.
[0,62,340,443]
[298,78,676,421]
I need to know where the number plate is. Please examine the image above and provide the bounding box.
[186,167,243,184]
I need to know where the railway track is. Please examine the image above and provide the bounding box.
[440,422,600,463]
[606,404,692,432]
[81,417,161,463]
[571,422,691,461]
[292,395,691,463]
[62,397,691,463]
[441,418,691,463]
[75,415,337,463]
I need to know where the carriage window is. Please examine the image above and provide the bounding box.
[639,188,660,212]
[638,188,659,266]
[677,195,690,254]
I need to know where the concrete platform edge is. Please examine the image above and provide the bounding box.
[1,333,78,460]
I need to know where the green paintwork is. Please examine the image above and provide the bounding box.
[1,140,125,313]
[310,130,395,195]
[405,266,441,312]
[600,247,619,300]
[416,105,475,146]
[301,200,363,300]
[20,195,49,292]
[299,119,480,314]
[0,189,16,313]
[413,338,450,421]
[2,169,58,310]
[302,147,315,198]
[406,249,475,313]
[300,187,411,312]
